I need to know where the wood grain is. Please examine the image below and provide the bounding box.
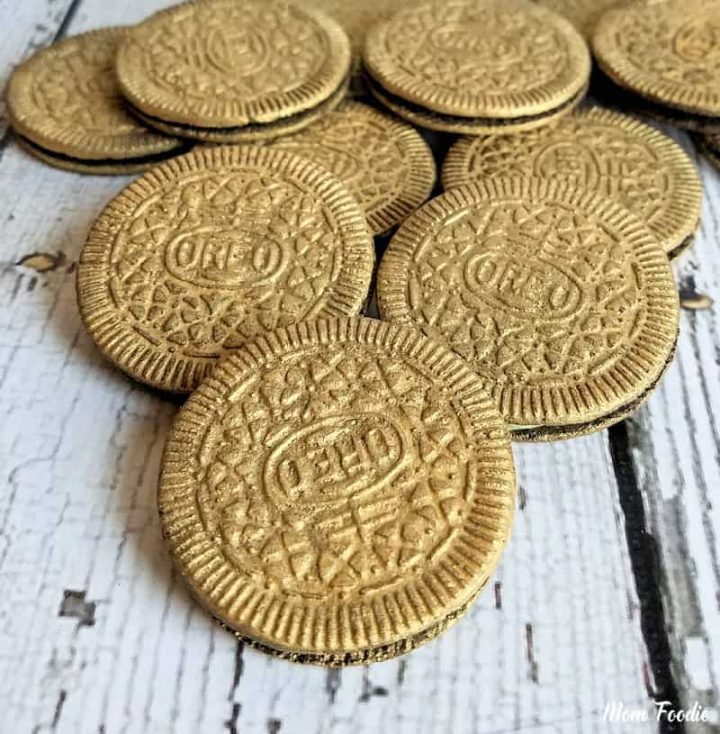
[622,131,720,728]
[0,1,717,732]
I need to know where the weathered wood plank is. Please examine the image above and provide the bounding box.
[0,1,702,732]
[622,132,720,729]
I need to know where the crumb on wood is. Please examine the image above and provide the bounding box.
[58,589,96,627]
[680,293,714,310]
[16,251,66,273]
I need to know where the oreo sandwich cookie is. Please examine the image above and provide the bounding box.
[116,0,352,143]
[77,146,374,392]
[593,0,720,130]
[363,0,591,134]
[158,317,516,665]
[377,177,680,441]
[442,107,702,258]
[269,101,436,234]
[6,27,186,174]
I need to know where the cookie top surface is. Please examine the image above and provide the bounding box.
[116,0,351,128]
[269,102,436,234]
[363,0,591,119]
[377,177,679,429]
[158,317,516,659]
[593,0,720,116]
[77,146,374,393]
[6,27,181,160]
[535,0,621,41]
[442,107,702,257]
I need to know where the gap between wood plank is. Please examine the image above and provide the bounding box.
[609,421,684,734]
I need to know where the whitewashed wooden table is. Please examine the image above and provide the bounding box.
[1,1,719,732]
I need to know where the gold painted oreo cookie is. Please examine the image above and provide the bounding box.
[591,71,720,135]
[377,178,680,441]
[593,0,720,118]
[117,0,351,141]
[77,146,374,393]
[364,0,591,133]
[269,102,436,234]
[130,81,349,144]
[158,317,516,665]
[442,107,702,258]
[6,27,185,173]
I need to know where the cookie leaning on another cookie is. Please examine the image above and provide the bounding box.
[77,146,374,393]
[377,177,680,441]
[159,317,516,665]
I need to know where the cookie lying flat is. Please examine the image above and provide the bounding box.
[364,0,591,134]
[117,0,351,142]
[377,177,679,441]
[442,107,702,259]
[158,317,516,665]
[269,102,436,234]
[6,27,186,174]
[77,146,374,393]
[593,0,720,125]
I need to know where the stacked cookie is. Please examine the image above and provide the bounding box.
[591,0,720,162]
[5,0,711,665]
[363,0,591,133]
[6,27,189,174]
[7,0,353,169]
[116,0,351,143]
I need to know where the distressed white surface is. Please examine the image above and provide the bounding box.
[627,137,720,728]
[0,1,717,733]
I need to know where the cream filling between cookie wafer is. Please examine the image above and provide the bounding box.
[216,585,482,667]
[365,74,587,128]
[507,338,678,441]
[593,71,720,132]
[16,132,191,169]
[128,80,350,140]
